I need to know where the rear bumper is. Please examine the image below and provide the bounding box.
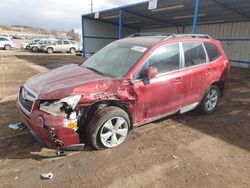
[17,101,80,149]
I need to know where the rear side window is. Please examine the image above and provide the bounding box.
[147,43,180,74]
[63,41,70,44]
[183,42,206,67]
[56,41,63,45]
[204,42,221,62]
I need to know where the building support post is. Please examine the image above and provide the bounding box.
[81,15,85,58]
[119,9,123,39]
[192,0,200,34]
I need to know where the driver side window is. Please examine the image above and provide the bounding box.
[136,43,180,79]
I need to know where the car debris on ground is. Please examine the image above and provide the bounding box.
[8,122,27,130]
[40,172,54,180]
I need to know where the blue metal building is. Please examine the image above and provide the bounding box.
[82,0,250,68]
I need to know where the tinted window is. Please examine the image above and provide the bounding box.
[0,37,8,41]
[63,41,70,44]
[147,43,180,74]
[56,41,63,45]
[204,42,221,62]
[183,42,206,67]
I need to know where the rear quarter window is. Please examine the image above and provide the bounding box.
[204,42,221,62]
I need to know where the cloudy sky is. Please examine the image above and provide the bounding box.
[0,0,147,31]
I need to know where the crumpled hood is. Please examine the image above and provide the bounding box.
[25,64,115,99]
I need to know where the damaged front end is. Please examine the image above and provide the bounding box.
[40,95,81,130]
[16,90,85,154]
[38,95,84,151]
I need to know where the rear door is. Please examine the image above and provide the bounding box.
[180,41,208,109]
[63,41,71,51]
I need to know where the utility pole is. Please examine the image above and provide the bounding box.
[90,0,93,13]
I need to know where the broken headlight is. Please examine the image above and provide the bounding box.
[40,95,81,116]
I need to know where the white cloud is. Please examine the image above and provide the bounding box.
[0,0,147,31]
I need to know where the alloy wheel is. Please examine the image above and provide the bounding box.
[205,89,219,111]
[100,117,128,148]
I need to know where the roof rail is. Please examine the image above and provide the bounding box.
[127,32,212,40]
[127,32,175,38]
[171,34,212,39]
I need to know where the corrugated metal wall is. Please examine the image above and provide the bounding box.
[83,19,250,68]
[141,22,250,68]
[83,18,138,54]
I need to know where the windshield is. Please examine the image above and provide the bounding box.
[81,42,147,78]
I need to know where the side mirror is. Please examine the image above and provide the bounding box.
[147,67,158,80]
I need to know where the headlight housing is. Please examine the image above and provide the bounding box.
[40,95,81,116]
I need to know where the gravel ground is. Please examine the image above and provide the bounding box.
[0,51,249,188]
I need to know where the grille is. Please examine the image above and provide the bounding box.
[18,86,36,113]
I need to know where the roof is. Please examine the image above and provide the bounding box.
[83,0,250,29]
[113,33,214,48]
[116,36,165,47]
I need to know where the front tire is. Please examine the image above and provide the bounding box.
[86,106,130,150]
[200,85,220,114]
[31,46,38,52]
[47,47,54,54]
[4,44,11,50]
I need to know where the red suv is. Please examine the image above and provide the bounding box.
[17,33,230,151]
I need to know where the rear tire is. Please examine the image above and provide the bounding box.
[47,47,54,54]
[200,85,220,114]
[86,106,130,150]
[69,47,76,54]
[4,44,11,50]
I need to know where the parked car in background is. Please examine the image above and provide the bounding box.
[0,34,12,39]
[0,36,15,50]
[21,39,40,49]
[29,39,57,52]
[17,33,230,151]
[41,40,80,54]
[12,35,25,39]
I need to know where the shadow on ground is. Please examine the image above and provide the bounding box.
[155,67,250,152]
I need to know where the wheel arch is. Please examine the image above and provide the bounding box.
[211,80,224,97]
[47,46,54,51]
[4,44,11,49]
[81,100,133,130]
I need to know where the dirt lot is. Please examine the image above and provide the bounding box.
[0,50,249,188]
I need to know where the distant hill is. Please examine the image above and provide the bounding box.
[11,25,47,32]
[0,24,49,34]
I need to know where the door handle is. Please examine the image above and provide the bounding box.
[174,77,182,83]
[205,68,211,74]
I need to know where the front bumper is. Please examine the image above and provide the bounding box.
[17,101,80,149]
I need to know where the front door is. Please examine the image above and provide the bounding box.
[54,41,63,51]
[132,42,183,123]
